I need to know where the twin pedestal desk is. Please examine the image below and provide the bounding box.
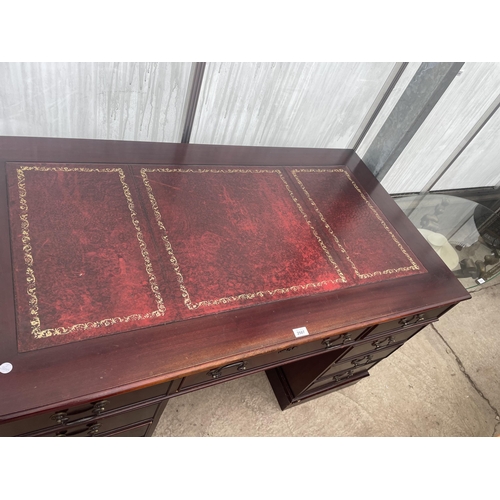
[0,138,469,437]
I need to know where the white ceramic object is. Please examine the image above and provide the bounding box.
[418,229,460,270]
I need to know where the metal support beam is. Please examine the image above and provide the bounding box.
[361,62,465,180]
[348,62,408,151]
[180,62,206,144]
[422,93,500,192]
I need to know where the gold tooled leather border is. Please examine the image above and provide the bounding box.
[17,166,166,339]
[140,168,347,310]
[292,168,420,278]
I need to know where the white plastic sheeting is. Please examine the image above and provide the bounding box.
[381,62,500,193]
[0,62,192,142]
[190,62,395,148]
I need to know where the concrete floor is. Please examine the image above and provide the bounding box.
[153,276,500,437]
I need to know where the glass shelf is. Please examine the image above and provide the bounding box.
[393,193,500,290]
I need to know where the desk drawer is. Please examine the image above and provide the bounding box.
[365,306,447,339]
[176,327,367,392]
[99,421,153,437]
[34,405,159,437]
[302,367,371,397]
[316,342,404,383]
[337,323,427,363]
[0,381,171,437]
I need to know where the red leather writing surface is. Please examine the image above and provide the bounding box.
[7,165,168,351]
[292,169,423,284]
[136,168,346,314]
[6,164,424,352]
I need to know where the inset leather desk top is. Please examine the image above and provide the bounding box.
[7,163,424,352]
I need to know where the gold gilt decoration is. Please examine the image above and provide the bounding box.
[140,168,347,311]
[292,168,420,278]
[17,166,166,339]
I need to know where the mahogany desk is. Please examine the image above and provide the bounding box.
[0,137,470,437]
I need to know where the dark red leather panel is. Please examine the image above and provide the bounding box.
[6,164,425,352]
[7,164,168,351]
[291,169,425,285]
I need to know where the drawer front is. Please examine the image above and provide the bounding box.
[1,381,171,437]
[176,327,367,392]
[337,323,426,363]
[35,405,158,437]
[318,342,404,382]
[303,368,371,396]
[101,421,152,437]
[365,306,448,339]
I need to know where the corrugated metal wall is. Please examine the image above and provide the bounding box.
[1,61,499,194]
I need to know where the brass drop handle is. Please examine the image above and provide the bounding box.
[92,400,109,415]
[373,336,395,350]
[51,411,70,425]
[209,361,246,379]
[351,355,373,367]
[323,333,352,349]
[56,423,102,437]
[50,399,109,426]
[278,346,296,354]
[332,370,354,382]
[399,313,425,327]
[87,423,101,436]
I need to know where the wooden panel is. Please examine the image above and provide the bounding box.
[174,327,366,392]
[362,306,448,338]
[337,325,425,361]
[191,62,395,147]
[104,421,152,437]
[0,381,171,436]
[266,365,369,410]
[33,405,158,437]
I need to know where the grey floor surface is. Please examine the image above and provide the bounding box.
[153,276,500,437]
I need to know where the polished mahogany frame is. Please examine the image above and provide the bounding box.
[0,137,469,423]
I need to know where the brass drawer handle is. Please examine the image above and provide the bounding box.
[92,400,109,415]
[351,355,373,367]
[209,361,246,379]
[56,423,102,437]
[51,411,70,425]
[322,333,352,349]
[278,346,297,354]
[332,370,354,383]
[87,423,102,436]
[50,400,109,426]
[373,336,395,350]
[398,313,425,327]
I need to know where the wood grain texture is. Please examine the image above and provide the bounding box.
[0,137,470,423]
